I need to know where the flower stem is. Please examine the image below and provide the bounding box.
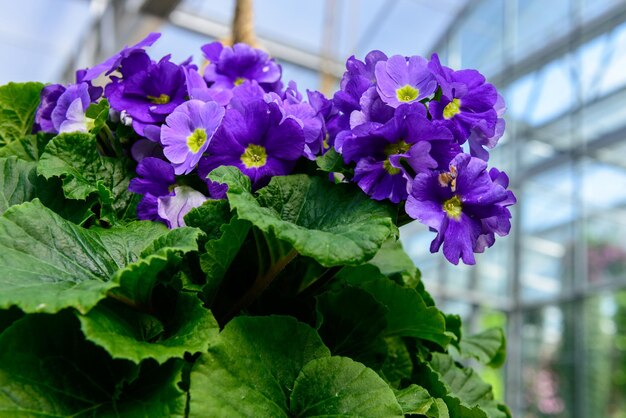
[221,248,298,325]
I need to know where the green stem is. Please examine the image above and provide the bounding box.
[222,248,298,324]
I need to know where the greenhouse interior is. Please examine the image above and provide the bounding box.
[2,0,626,417]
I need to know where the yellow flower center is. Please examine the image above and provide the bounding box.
[383,159,401,175]
[147,94,171,104]
[241,144,267,168]
[384,140,411,156]
[443,195,463,220]
[443,98,461,119]
[186,128,208,153]
[395,85,419,103]
[234,77,247,86]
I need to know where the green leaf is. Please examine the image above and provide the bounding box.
[189,315,330,417]
[0,306,23,335]
[0,312,186,417]
[394,384,434,415]
[85,99,110,134]
[446,314,463,349]
[0,132,51,161]
[368,238,420,286]
[339,266,450,347]
[200,217,250,302]
[315,286,388,365]
[0,200,181,313]
[427,353,510,418]
[316,148,348,173]
[112,226,203,306]
[37,132,135,220]
[426,398,451,418]
[78,293,219,364]
[459,328,507,368]
[210,166,395,267]
[290,356,403,417]
[380,337,413,387]
[0,82,43,146]
[0,157,37,216]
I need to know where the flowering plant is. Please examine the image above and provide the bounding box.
[0,33,513,417]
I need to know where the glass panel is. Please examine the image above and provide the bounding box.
[521,304,575,417]
[515,0,570,62]
[520,165,575,302]
[582,291,626,417]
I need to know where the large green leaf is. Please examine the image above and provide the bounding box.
[0,132,51,161]
[189,315,402,417]
[368,238,420,287]
[315,285,388,366]
[78,293,219,364]
[189,315,330,417]
[394,384,435,415]
[0,156,37,215]
[37,132,135,220]
[0,312,186,417]
[111,226,204,306]
[338,265,450,347]
[0,200,196,313]
[290,356,404,417]
[210,166,396,267]
[459,328,507,368]
[0,82,43,146]
[422,353,510,418]
[381,337,413,387]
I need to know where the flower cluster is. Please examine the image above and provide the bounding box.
[33,34,515,265]
[328,51,514,265]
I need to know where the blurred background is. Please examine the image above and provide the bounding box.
[2,0,626,416]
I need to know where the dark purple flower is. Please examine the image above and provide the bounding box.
[342,105,457,203]
[161,100,225,175]
[184,66,232,105]
[405,153,514,265]
[428,54,498,145]
[105,56,188,136]
[199,99,304,189]
[80,32,161,81]
[202,42,281,91]
[266,82,325,159]
[33,84,66,133]
[375,55,437,108]
[467,93,506,161]
[157,186,208,229]
[129,157,176,222]
[333,51,388,137]
[131,139,165,162]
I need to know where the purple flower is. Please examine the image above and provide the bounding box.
[202,42,282,91]
[375,55,437,108]
[467,93,506,161]
[128,157,176,222]
[184,66,232,105]
[342,105,458,203]
[428,54,498,145]
[160,100,225,175]
[105,56,187,136]
[405,153,514,265]
[199,99,304,189]
[50,83,93,134]
[333,51,388,137]
[157,186,208,229]
[266,82,325,159]
[79,32,161,81]
[34,84,66,133]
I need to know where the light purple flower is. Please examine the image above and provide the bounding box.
[128,157,176,223]
[160,100,225,175]
[50,83,92,133]
[157,186,208,229]
[375,55,437,108]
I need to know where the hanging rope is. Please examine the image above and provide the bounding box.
[232,0,258,47]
